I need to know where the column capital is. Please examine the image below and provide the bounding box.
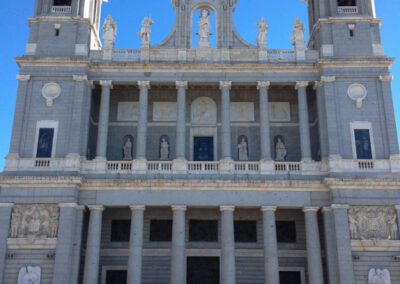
[302,206,320,212]
[295,81,309,90]
[73,75,88,82]
[219,81,232,90]
[58,203,78,208]
[394,205,400,210]
[176,81,188,89]
[172,205,187,211]
[321,206,333,213]
[321,76,336,83]
[16,74,31,81]
[130,205,146,211]
[99,80,113,88]
[379,75,393,82]
[331,204,350,210]
[87,205,105,211]
[261,206,277,212]
[0,203,14,208]
[313,81,323,90]
[257,81,271,90]
[138,81,151,89]
[220,205,235,212]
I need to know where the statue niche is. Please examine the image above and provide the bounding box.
[237,136,249,161]
[122,135,134,160]
[274,136,288,161]
[159,135,170,160]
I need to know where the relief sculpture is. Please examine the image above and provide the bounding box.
[10,205,59,239]
[348,206,398,240]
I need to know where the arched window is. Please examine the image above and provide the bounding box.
[53,0,72,6]
[159,135,170,160]
[337,0,356,7]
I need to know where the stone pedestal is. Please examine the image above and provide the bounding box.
[132,159,147,174]
[219,159,235,175]
[172,159,188,174]
[260,160,275,175]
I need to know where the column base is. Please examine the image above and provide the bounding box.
[390,154,400,173]
[133,158,148,174]
[172,158,188,174]
[93,157,107,173]
[65,154,81,171]
[219,158,234,174]
[260,159,275,175]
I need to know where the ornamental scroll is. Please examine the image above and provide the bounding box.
[348,206,398,240]
[10,205,59,239]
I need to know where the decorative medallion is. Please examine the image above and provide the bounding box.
[348,83,367,108]
[41,83,61,107]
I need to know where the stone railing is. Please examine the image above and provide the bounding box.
[337,6,358,14]
[275,162,301,173]
[51,6,72,14]
[187,161,220,173]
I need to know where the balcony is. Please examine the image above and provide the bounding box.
[337,6,358,14]
[51,6,72,14]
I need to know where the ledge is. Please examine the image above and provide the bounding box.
[351,240,400,252]
[7,238,57,249]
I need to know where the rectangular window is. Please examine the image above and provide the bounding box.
[276,221,297,243]
[36,128,55,158]
[337,0,356,6]
[279,271,302,284]
[234,221,257,243]
[53,0,72,6]
[149,220,173,242]
[354,129,372,159]
[110,220,130,242]
[106,270,127,284]
[189,220,218,242]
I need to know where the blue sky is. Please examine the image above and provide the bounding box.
[0,0,399,170]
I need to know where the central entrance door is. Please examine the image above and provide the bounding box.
[187,257,220,284]
[194,137,214,161]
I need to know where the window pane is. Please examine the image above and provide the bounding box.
[150,220,172,242]
[36,128,54,158]
[354,129,372,159]
[53,0,72,6]
[189,220,218,242]
[279,271,301,284]
[337,0,356,6]
[234,221,257,243]
[276,221,297,243]
[110,220,130,242]
[106,270,127,284]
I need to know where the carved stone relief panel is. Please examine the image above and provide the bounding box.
[18,266,41,284]
[10,205,59,239]
[230,102,254,122]
[368,268,391,284]
[191,97,217,125]
[153,102,177,121]
[269,102,291,122]
[348,206,398,240]
[117,102,139,121]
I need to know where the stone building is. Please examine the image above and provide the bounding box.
[1,0,400,283]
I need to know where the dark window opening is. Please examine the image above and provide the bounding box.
[194,137,214,161]
[36,128,54,158]
[349,29,354,37]
[187,257,220,284]
[354,129,372,159]
[276,221,297,243]
[55,29,60,36]
[110,220,130,242]
[234,221,257,243]
[149,220,172,242]
[337,0,356,6]
[106,270,127,284]
[279,271,302,284]
[53,0,72,6]
[189,220,218,242]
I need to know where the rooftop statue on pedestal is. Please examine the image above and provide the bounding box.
[103,16,117,47]
[198,9,211,48]
[139,17,154,47]
[256,18,268,50]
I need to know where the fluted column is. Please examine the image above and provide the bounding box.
[96,80,113,159]
[296,81,312,161]
[83,205,104,284]
[127,205,145,284]
[136,81,150,160]
[220,82,232,160]
[303,207,324,284]
[175,81,188,160]
[170,205,187,284]
[220,206,236,284]
[0,203,13,283]
[261,206,279,284]
[258,82,272,160]
[322,207,339,284]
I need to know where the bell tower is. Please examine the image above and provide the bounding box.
[26,0,106,57]
[307,0,383,58]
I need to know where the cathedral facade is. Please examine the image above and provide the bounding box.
[1,0,400,283]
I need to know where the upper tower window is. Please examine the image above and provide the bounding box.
[337,0,356,6]
[53,0,72,6]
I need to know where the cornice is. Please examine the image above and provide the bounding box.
[0,176,83,187]
[325,178,400,190]
[317,58,394,69]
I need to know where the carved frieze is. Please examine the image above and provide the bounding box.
[348,206,398,240]
[10,205,59,239]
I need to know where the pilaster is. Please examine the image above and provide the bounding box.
[0,203,14,283]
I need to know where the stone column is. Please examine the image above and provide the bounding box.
[395,205,400,236]
[170,205,187,284]
[303,207,324,284]
[220,81,232,160]
[71,206,85,284]
[0,203,13,283]
[96,80,113,159]
[296,82,312,161]
[175,81,188,160]
[261,206,279,284]
[220,206,236,284]
[314,81,329,160]
[82,205,104,284]
[322,207,339,284]
[258,82,272,161]
[127,205,145,284]
[8,75,31,157]
[53,203,78,284]
[135,81,150,160]
[331,204,355,284]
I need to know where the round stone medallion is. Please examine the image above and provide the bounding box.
[348,83,367,108]
[42,82,61,106]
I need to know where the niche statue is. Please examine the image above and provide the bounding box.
[160,138,169,160]
[123,137,133,160]
[198,9,211,48]
[238,138,249,161]
[275,138,287,161]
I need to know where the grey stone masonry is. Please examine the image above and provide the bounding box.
[170,205,187,284]
[0,203,13,283]
[83,205,104,284]
[220,82,232,160]
[220,206,236,284]
[261,206,279,284]
[258,82,272,160]
[96,81,113,159]
[296,82,312,161]
[127,205,145,284]
[136,82,150,160]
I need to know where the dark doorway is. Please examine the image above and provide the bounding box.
[279,271,302,284]
[187,257,220,284]
[106,270,127,284]
[194,137,214,161]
